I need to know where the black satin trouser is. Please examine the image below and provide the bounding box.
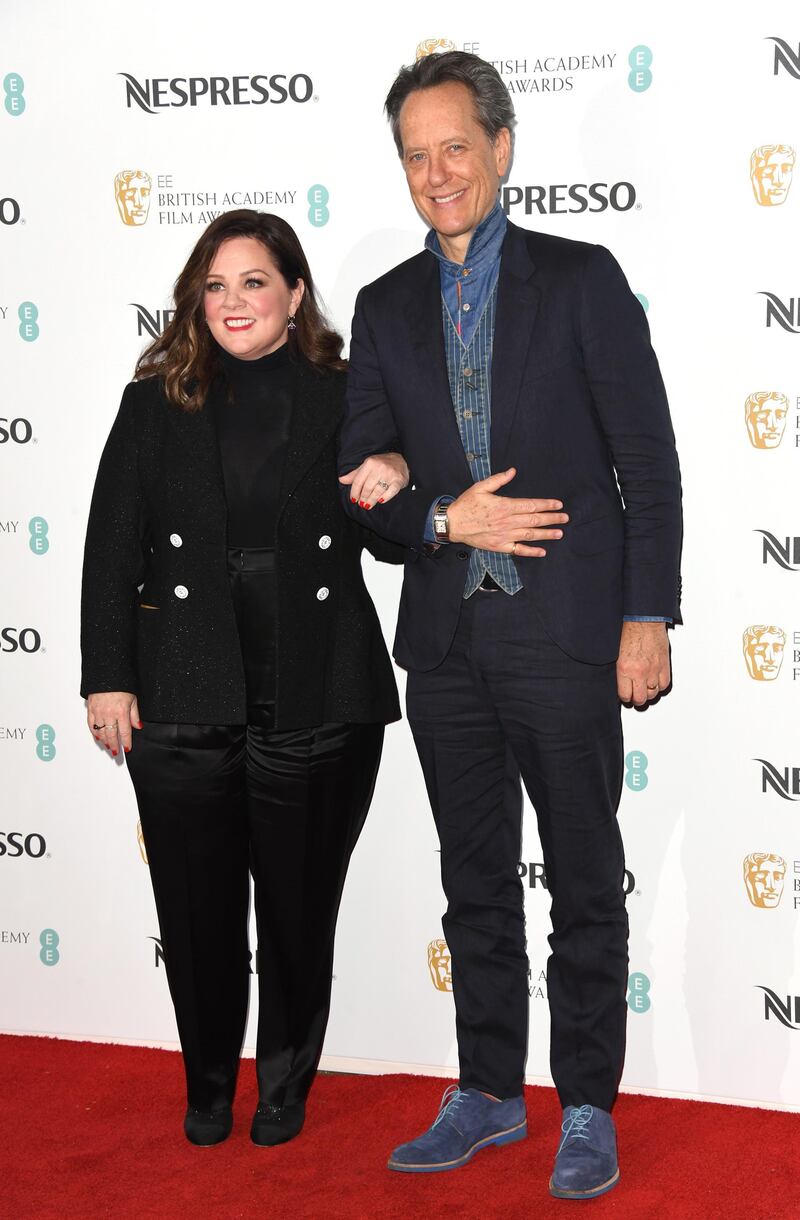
[126,547,384,1111]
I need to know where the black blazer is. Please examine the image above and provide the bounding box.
[339,222,683,671]
[81,359,402,728]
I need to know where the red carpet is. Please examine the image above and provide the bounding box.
[2,1034,798,1218]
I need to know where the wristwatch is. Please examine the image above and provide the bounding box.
[433,500,450,542]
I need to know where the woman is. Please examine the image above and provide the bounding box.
[81,210,408,1148]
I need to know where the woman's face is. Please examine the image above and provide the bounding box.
[204,236,304,360]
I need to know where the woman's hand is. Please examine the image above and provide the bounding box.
[86,692,141,756]
[339,452,409,509]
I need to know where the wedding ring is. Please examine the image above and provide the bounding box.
[511,542,518,556]
[646,683,658,690]
[377,479,390,491]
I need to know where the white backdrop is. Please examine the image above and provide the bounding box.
[2,0,799,1112]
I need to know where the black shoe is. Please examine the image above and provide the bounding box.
[183,1105,233,1147]
[250,1101,306,1147]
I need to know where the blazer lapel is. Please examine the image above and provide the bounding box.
[164,386,227,509]
[404,252,469,470]
[490,223,541,468]
[278,360,341,510]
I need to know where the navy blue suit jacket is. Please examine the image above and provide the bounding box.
[339,221,682,672]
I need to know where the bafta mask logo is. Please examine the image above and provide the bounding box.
[427,938,452,992]
[750,145,796,206]
[136,819,148,865]
[743,852,786,908]
[743,625,786,682]
[745,391,789,449]
[115,169,152,226]
[416,38,457,61]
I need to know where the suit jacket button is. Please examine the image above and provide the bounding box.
[457,551,468,560]
[169,533,183,548]
[174,585,189,599]
[316,586,330,601]
[318,535,332,550]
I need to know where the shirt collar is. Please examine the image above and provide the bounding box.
[424,201,507,278]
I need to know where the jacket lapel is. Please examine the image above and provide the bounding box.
[404,252,470,470]
[278,359,341,510]
[490,223,540,468]
[164,386,227,509]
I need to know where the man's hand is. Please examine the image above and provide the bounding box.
[339,453,410,508]
[446,467,568,557]
[616,622,670,705]
[86,691,141,756]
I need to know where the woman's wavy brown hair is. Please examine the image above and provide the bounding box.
[135,209,346,409]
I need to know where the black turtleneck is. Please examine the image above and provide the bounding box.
[214,342,295,548]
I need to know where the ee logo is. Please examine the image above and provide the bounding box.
[625,750,649,792]
[627,972,651,1014]
[29,517,49,555]
[635,293,649,314]
[19,301,39,342]
[4,73,25,116]
[36,724,56,762]
[307,183,329,227]
[628,46,653,93]
[40,928,60,966]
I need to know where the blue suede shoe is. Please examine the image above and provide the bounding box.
[549,1105,620,1199]
[388,1085,527,1173]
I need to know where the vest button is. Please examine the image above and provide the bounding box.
[463,367,473,378]
[174,585,188,600]
[464,410,473,419]
[462,302,471,312]
[465,452,476,462]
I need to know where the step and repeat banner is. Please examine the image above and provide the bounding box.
[2,1,799,1111]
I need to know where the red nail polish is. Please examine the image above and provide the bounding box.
[124,746,131,754]
[378,498,385,503]
[350,498,356,504]
[112,750,118,757]
[359,501,365,508]
[137,722,143,729]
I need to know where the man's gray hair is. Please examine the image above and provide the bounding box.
[384,51,516,158]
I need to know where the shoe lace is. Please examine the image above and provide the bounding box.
[431,1084,471,1133]
[558,1104,594,1153]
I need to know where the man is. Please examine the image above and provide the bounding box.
[339,52,682,1199]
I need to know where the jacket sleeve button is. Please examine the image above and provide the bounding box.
[318,535,332,550]
[316,587,330,601]
[174,585,189,599]
[169,534,183,548]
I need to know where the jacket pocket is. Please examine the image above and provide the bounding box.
[568,515,623,556]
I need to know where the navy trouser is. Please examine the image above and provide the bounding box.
[406,581,627,1109]
[127,719,383,1112]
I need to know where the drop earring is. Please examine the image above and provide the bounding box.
[287,315,297,331]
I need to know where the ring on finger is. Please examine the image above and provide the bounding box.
[376,479,390,491]
[511,541,518,555]
[92,723,106,730]
[646,682,659,691]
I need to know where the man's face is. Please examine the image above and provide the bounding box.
[752,150,795,206]
[745,629,785,680]
[746,394,788,449]
[398,82,510,255]
[117,173,151,225]
[745,857,786,908]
